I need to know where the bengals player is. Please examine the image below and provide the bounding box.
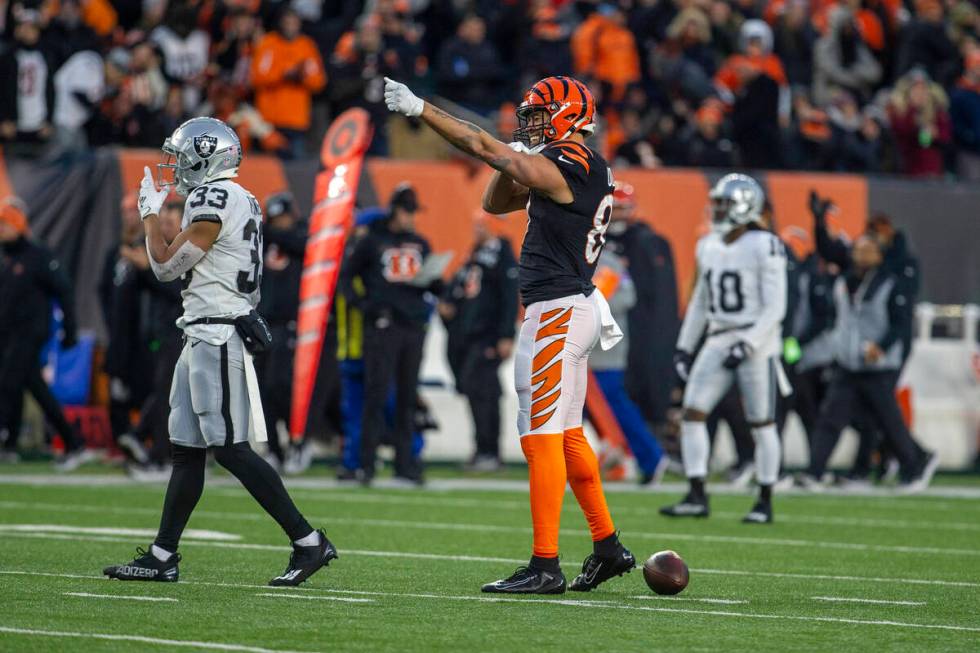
[385,76,636,594]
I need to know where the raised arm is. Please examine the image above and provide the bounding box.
[138,167,219,281]
[384,78,572,204]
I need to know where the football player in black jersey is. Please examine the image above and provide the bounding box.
[385,75,636,594]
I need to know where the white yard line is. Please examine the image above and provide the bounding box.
[694,568,980,589]
[64,592,178,603]
[0,626,317,653]
[255,593,374,604]
[4,473,980,500]
[630,595,749,605]
[811,596,927,606]
[4,499,978,558]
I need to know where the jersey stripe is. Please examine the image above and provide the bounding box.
[551,143,590,173]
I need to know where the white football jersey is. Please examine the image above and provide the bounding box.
[177,179,263,345]
[678,229,787,357]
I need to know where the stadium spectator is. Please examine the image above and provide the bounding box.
[339,184,435,485]
[256,192,307,467]
[949,50,980,178]
[0,197,92,470]
[439,212,518,472]
[522,0,576,81]
[887,68,952,177]
[571,2,641,103]
[150,2,210,114]
[251,6,326,158]
[895,0,960,87]
[612,108,659,168]
[772,0,818,87]
[677,98,738,168]
[52,48,104,153]
[812,6,882,106]
[436,13,504,115]
[43,0,99,65]
[0,5,56,153]
[652,6,717,104]
[210,6,260,87]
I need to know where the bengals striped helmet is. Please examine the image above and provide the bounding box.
[514,76,596,148]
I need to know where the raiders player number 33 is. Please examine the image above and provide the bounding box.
[103,118,337,587]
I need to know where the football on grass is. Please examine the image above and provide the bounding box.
[643,550,689,595]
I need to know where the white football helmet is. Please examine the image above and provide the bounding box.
[708,173,764,234]
[158,117,242,196]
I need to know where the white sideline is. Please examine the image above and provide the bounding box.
[64,592,178,603]
[630,595,749,605]
[811,596,927,606]
[0,523,240,541]
[256,593,374,604]
[0,626,317,653]
[4,499,978,558]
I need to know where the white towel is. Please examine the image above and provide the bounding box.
[592,291,623,351]
[242,341,268,443]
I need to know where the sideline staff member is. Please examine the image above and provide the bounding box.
[340,184,436,484]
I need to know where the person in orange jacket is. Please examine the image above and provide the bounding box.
[570,3,640,103]
[251,7,326,158]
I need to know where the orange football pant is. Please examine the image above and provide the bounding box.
[521,428,616,558]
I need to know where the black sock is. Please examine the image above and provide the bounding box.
[154,444,206,552]
[530,555,561,573]
[759,484,772,503]
[689,477,706,499]
[212,442,312,542]
[593,532,620,558]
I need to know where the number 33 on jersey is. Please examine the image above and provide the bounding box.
[180,179,264,318]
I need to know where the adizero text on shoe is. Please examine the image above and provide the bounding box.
[742,501,773,524]
[569,548,636,592]
[103,547,179,582]
[269,530,338,587]
[481,566,566,594]
[659,494,709,518]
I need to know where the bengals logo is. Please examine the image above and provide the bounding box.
[381,247,422,282]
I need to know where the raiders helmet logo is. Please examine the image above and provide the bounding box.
[193,135,218,158]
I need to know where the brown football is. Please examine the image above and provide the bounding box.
[642,550,689,595]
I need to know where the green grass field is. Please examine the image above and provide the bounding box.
[1,465,979,652]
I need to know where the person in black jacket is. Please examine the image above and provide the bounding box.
[436,14,503,115]
[0,8,56,153]
[440,212,518,470]
[257,192,307,467]
[605,182,679,430]
[98,192,157,464]
[0,198,91,469]
[339,183,437,484]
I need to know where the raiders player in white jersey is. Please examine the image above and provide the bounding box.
[104,118,337,585]
[661,174,787,524]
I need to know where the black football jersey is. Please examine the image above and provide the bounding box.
[519,140,615,306]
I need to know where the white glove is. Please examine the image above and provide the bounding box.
[383,77,424,117]
[138,166,168,220]
[508,141,530,154]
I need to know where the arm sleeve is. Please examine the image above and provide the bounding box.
[814,219,851,269]
[676,268,709,354]
[38,250,78,340]
[496,245,519,340]
[739,236,788,352]
[878,282,909,352]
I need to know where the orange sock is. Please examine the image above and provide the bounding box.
[521,433,566,558]
[563,427,616,542]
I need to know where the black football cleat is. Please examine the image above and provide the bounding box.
[269,530,338,587]
[659,493,710,518]
[481,565,566,594]
[103,547,180,582]
[742,501,773,524]
[569,546,636,592]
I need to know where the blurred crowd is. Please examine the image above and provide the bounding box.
[3,0,980,176]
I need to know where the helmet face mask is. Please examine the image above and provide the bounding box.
[514,106,555,148]
[157,118,242,196]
